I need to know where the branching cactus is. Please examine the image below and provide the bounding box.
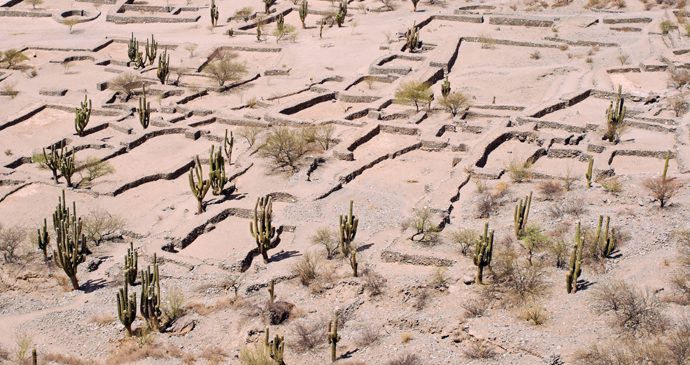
[474,222,494,285]
[406,21,421,53]
[514,191,532,239]
[209,144,227,195]
[75,95,91,137]
[566,222,584,294]
[594,215,616,258]
[138,85,150,129]
[441,76,450,99]
[603,85,626,143]
[127,32,137,62]
[210,0,219,27]
[411,0,420,11]
[267,330,285,365]
[52,190,70,244]
[42,145,63,184]
[264,0,274,13]
[59,147,75,187]
[125,242,138,285]
[140,253,161,330]
[134,49,146,69]
[335,0,346,27]
[117,281,137,336]
[53,206,87,290]
[339,200,358,257]
[37,218,49,259]
[157,47,169,85]
[189,155,211,214]
[299,0,308,29]
[586,157,593,188]
[145,34,157,66]
[327,309,341,362]
[250,195,276,264]
[223,129,234,166]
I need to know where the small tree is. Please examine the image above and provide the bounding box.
[63,18,79,34]
[258,126,309,171]
[2,49,29,69]
[203,52,248,87]
[439,91,472,116]
[184,43,198,58]
[394,80,432,112]
[669,95,689,117]
[109,72,142,102]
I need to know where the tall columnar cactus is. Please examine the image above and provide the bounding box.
[474,222,494,285]
[157,47,170,85]
[406,21,421,53]
[140,253,161,330]
[53,204,87,290]
[127,32,137,62]
[411,0,420,11]
[566,222,584,294]
[209,144,227,195]
[43,145,64,184]
[125,242,138,285]
[514,191,532,239]
[603,85,626,143]
[189,155,211,215]
[223,129,234,166]
[594,215,616,258]
[32,349,36,365]
[586,157,594,188]
[264,0,274,13]
[663,149,671,180]
[268,277,276,302]
[250,195,276,264]
[349,249,358,277]
[52,189,70,244]
[75,95,91,137]
[37,218,49,259]
[257,18,262,41]
[441,76,451,99]
[59,147,75,188]
[339,200,358,257]
[117,281,137,336]
[335,0,346,27]
[138,85,150,129]
[276,13,284,33]
[327,309,341,362]
[299,0,308,29]
[145,34,157,66]
[210,0,219,27]
[268,333,285,365]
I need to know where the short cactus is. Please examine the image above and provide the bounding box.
[145,34,157,66]
[411,0,420,11]
[299,0,308,29]
[138,85,150,129]
[335,0,346,27]
[117,281,137,336]
[406,21,421,53]
[264,0,274,14]
[663,149,671,180]
[474,222,494,285]
[566,222,584,294]
[603,85,626,143]
[124,242,138,285]
[127,33,137,62]
[210,0,219,27]
[250,195,276,264]
[268,331,285,365]
[594,215,616,258]
[349,248,358,277]
[157,47,169,85]
[268,277,275,302]
[514,191,532,239]
[586,157,594,188]
[223,129,234,166]
[59,147,75,187]
[189,155,211,214]
[209,144,227,195]
[441,76,451,99]
[339,200,358,257]
[37,218,49,259]
[42,145,64,184]
[327,309,341,362]
[140,253,161,329]
[75,95,91,137]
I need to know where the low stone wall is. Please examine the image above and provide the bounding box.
[489,16,554,27]
[381,249,456,267]
[610,26,641,32]
[0,10,51,17]
[602,17,652,24]
[462,36,560,49]
[515,116,587,133]
[546,148,591,161]
[606,67,641,74]
[543,36,618,47]
[279,92,336,116]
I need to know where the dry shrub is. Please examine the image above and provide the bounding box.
[412,287,431,310]
[258,126,311,171]
[598,176,623,193]
[488,245,547,307]
[187,295,239,316]
[310,227,339,260]
[590,280,668,336]
[448,227,479,256]
[0,225,26,263]
[669,95,689,117]
[163,286,185,322]
[475,193,497,218]
[530,50,541,60]
[105,341,176,365]
[520,302,547,325]
[462,296,491,318]
[292,251,319,286]
[463,340,497,359]
[87,314,115,325]
[547,224,571,268]
[428,267,448,290]
[238,125,264,147]
[506,156,532,183]
[538,180,563,200]
[385,353,419,365]
[43,352,99,365]
[400,332,413,343]
[547,197,586,219]
[356,323,381,347]
[643,176,683,208]
[291,319,324,352]
[265,300,293,325]
[670,269,690,304]
[200,346,228,365]
[363,270,386,296]
[81,208,126,246]
[668,66,690,89]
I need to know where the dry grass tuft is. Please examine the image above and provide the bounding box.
[385,353,420,365]
[506,157,532,183]
[538,180,563,200]
[291,319,324,352]
[200,345,228,365]
[363,270,386,296]
[400,332,413,343]
[590,280,668,336]
[356,323,381,347]
[87,314,115,325]
[292,251,320,286]
[464,340,497,359]
[43,352,100,365]
[520,302,548,325]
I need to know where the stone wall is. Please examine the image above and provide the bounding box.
[489,16,554,27]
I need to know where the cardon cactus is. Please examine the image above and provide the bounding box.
[335,0,346,27]
[663,149,671,180]
[514,191,532,238]
[349,248,358,277]
[411,0,420,11]
[138,85,150,129]
[210,0,219,27]
[117,281,137,336]
[157,47,169,85]
[299,0,308,29]
[339,200,358,257]
[140,253,161,329]
[53,197,87,290]
[37,218,49,259]
[189,155,211,214]
[75,95,91,137]
[441,76,451,99]
[327,309,341,362]
[134,49,146,69]
[124,242,137,285]
[209,144,227,195]
[566,222,584,294]
[42,145,64,184]
[474,222,494,285]
[223,129,234,166]
[127,32,137,62]
[595,215,616,258]
[603,85,626,142]
[276,13,284,33]
[250,195,276,264]
[586,157,593,188]
[145,34,157,66]
[264,0,274,13]
[59,147,75,187]
[406,21,421,53]
[268,278,276,302]
[269,332,285,365]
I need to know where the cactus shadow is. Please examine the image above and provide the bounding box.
[81,278,108,293]
[339,348,359,360]
[356,243,373,252]
[576,279,594,292]
[607,252,622,259]
[269,250,300,262]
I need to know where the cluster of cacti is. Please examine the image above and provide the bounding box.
[603,85,626,142]
[124,242,138,285]
[595,215,616,258]
[405,21,421,53]
[264,0,274,13]
[586,157,594,188]
[134,48,146,69]
[441,76,451,99]
[127,32,137,62]
[145,34,157,66]
[299,0,308,29]
[42,143,74,186]
[189,155,211,214]
[37,218,49,259]
[566,222,584,294]
[250,195,276,264]
[264,328,285,365]
[474,222,494,285]
[117,281,137,336]
[209,144,227,195]
[411,0,420,11]
[138,85,150,129]
[514,191,532,239]
[223,129,234,166]
[327,309,341,362]
[74,95,91,137]
[157,47,169,85]
[335,0,346,27]
[210,0,219,27]
[52,190,87,290]
[339,200,358,257]
[140,253,162,329]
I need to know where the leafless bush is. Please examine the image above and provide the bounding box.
[598,176,623,193]
[669,95,689,117]
[363,270,386,296]
[203,51,247,87]
[476,193,497,218]
[291,320,324,352]
[379,0,397,11]
[428,267,447,290]
[548,197,586,219]
[530,50,541,60]
[109,72,142,101]
[412,287,431,310]
[292,252,319,286]
[0,225,26,263]
[668,66,690,89]
[463,340,497,359]
[385,353,420,365]
[538,180,563,200]
[82,208,126,246]
[310,227,339,259]
[356,324,381,347]
[462,297,490,318]
[670,269,690,304]
[643,176,683,208]
[506,156,532,183]
[237,125,264,147]
[590,280,668,336]
[547,226,570,268]
[520,302,548,325]
[305,124,336,151]
[448,227,479,256]
[488,245,547,306]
